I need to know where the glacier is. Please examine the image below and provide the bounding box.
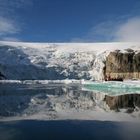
[1,41,140,122]
[0,41,140,80]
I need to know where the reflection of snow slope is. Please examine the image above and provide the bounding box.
[0,84,106,120]
[0,41,140,80]
[0,82,140,121]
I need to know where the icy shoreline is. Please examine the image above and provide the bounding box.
[0,79,140,83]
[1,80,140,94]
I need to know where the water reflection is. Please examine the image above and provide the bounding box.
[104,94,140,112]
[0,82,140,120]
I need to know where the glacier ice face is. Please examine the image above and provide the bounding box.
[0,42,140,80]
[90,51,109,81]
[0,44,100,80]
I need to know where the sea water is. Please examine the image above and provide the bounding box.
[0,80,140,140]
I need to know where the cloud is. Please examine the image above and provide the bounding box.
[115,17,140,42]
[0,0,32,9]
[0,17,20,36]
[72,17,140,42]
[71,0,140,42]
[1,37,21,42]
[0,0,32,17]
[86,21,120,42]
[71,19,123,42]
[0,0,33,41]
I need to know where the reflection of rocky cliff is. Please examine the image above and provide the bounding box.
[0,71,6,80]
[105,49,140,80]
[104,94,140,112]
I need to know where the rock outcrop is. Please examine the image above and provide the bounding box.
[105,49,140,80]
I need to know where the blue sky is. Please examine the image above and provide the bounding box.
[0,0,140,42]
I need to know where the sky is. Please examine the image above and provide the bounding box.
[0,0,140,42]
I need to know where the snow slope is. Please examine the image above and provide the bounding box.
[0,41,140,80]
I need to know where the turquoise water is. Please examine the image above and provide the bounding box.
[83,82,140,95]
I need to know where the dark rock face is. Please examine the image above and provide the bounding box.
[104,94,140,112]
[105,49,140,80]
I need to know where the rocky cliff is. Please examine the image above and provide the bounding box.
[105,49,140,80]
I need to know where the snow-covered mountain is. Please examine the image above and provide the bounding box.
[0,41,140,80]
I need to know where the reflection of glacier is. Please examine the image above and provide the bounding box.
[0,83,104,117]
[0,82,140,120]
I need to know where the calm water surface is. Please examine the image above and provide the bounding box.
[0,81,140,140]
